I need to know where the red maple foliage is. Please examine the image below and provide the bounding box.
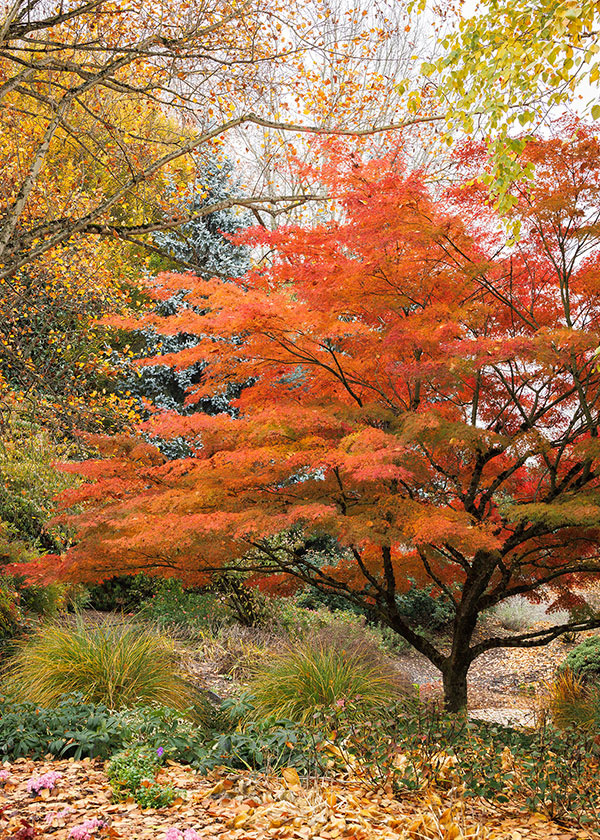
[23,124,600,710]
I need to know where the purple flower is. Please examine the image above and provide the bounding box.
[157,746,164,758]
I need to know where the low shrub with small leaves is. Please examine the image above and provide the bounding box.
[560,635,600,684]
[211,572,276,628]
[86,574,159,612]
[394,584,455,632]
[138,579,223,635]
[107,744,185,809]
[294,585,365,615]
[277,603,410,653]
[307,696,600,826]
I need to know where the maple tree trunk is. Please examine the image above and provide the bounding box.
[441,659,470,713]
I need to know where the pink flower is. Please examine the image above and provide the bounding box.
[45,807,73,824]
[164,829,199,840]
[68,817,106,839]
[0,769,9,784]
[27,771,61,795]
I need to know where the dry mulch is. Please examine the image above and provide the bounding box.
[1,757,598,840]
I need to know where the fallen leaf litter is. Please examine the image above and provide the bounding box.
[1,758,597,840]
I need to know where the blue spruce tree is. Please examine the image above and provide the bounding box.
[129,154,251,452]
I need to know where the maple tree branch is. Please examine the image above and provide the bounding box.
[471,617,600,658]
[418,547,458,606]
[480,562,600,611]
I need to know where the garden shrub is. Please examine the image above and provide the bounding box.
[192,717,315,774]
[308,696,600,825]
[0,694,129,760]
[121,704,219,760]
[247,627,411,723]
[295,585,365,615]
[107,744,184,809]
[0,575,22,641]
[87,573,159,612]
[488,596,566,632]
[561,635,600,683]
[395,584,455,632]
[1,617,209,720]
[277,602,410,654]
[211,571,276,628]
[137,578,223,634]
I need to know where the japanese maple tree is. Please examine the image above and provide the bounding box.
[28,125,600,711]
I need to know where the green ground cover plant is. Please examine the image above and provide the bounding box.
[137,579,223,636]
[0,694,132,760]
[87,574,160,612]
[0,695,216,762]
[307,697,600,826]
[107,744,185,809]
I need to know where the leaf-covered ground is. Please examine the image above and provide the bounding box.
[1,758,597,840]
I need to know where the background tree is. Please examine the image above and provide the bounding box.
[422,0,600,210]
[0,0,433,283]
[20,126,600,712]
[127,151,252,454]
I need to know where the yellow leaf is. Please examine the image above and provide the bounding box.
[282,766,301,789]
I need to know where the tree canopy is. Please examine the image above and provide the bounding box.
[21,124,600,711]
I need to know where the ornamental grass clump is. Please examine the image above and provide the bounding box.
[248,628,410,723]
[2,617,201,716]
[545,667,600,731]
